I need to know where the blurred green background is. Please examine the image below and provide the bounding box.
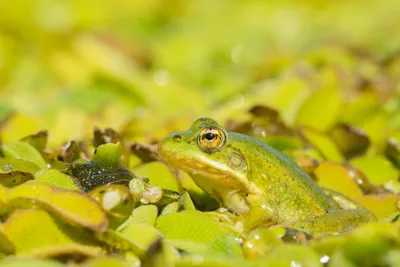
[1,0,400,148]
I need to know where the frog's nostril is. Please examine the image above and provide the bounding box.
[173,134,182,140]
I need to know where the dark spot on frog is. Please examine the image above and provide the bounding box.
[94,148,97,154]
[99,190,106,194]
[173,134,182,140]
[12,180,16,183]
[123,199,129,205]
[187,137,196,144]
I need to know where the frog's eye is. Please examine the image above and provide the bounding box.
[197,127,226,153]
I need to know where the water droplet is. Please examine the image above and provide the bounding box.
[320,255,330,264]
[153,69,170,87]
[290,261,302,267]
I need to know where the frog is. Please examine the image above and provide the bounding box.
[158,118,376,234]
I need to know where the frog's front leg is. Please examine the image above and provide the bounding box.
[228,192,279,234]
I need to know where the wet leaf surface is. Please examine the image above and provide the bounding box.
[350,156,399,186]
[9,184,108,232]
[90,184,135,229]
[0,171,34,187]
[155,210,237,253]
[300,127,345,162]
[2,141,47,169]
[4,209,103,258]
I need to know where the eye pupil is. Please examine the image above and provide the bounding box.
[204,133,216,140]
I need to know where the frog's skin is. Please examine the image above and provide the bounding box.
[158,118,376,234]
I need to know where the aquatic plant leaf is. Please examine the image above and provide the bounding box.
[93,143,122,166]
[300,127,344,162]
[93,127,123,148]
[385,138,400,168]
[0,185,10,215]
[267,244,322,267]
[295,86,342,132]
[93,229,145,258]
[0,171,34,187]
[118,205,158,232]
[34,169,80,190]
[342,223,400,266]
[328,251,356,267]
[0,224,15,255]
[0,158,40,174]
[161,201,180,215]
[131,142,160,163]
[330,124,370,159]
[134,162,180,192]
[156,210,237,253]
[0,258,65,267]
[355,194,400,220]
[350,155,399,185]
[81,257,133,267]
[4,209,103,257]
[90,184,135,229]
[243,228,283,259]
[2,141,47,169]
[314,162,363,199]
[58,140,83,163]
[21,130,48,152]
[206,234,243,259]
[119,223,162,251]
[9,184,108,231]
[142,238,178,267]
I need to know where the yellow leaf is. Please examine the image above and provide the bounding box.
[314,162,363,199]
[4,209,103,257]
[300,127,344,162]
[9,184,108,231]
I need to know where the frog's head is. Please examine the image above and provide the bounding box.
[158,118,250,192]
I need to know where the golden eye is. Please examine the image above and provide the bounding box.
[197,127,225,153]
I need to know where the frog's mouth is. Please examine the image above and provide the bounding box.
[161,152,251,193]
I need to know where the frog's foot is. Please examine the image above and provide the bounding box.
[205,209,236,224]
[234,195,279,235]
[296,208,376,234]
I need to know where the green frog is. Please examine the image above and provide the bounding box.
[158,118,376,234]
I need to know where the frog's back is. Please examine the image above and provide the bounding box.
[230,132,339,223]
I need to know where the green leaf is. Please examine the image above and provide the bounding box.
[9,183,108,231]
[350,156,399,185]
[295,86,342,132]
[207,234,243,259]
[0,259,64,267]
[4,209,102,257]
[156,210,237,253]
[119,223,161,251]
[93,143,122,166]
[0,158,40,174]
[300,127,344,162]
[2,141,46,169]
[34,169,80,190]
